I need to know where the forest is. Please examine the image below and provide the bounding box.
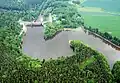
[42,0,84,39]
[112,61,120,82]
[0,22,113,82]
[44,22,63,40]
[0,0,45,10]
[0,0,120,83]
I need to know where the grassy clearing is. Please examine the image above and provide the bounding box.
[82,15,120,38]
[79,56,95,69]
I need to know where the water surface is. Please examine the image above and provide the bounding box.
[23,26,120,68]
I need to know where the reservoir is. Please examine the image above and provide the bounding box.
[23,26,120,68]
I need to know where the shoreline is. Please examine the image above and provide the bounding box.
[82,28,120,51]
[44,28,81,41]
[45,26,120,51]
[44,30,62,41]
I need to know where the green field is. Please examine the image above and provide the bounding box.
[80,0,120,38]
[82,15,120,38]
[80,7,104,12]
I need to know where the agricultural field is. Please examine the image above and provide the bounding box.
[80,0,120,38]
[82,15,120,38]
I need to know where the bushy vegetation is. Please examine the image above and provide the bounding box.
[84,26,120,46]
[0,0,25,10]
[69,40,113,83]
[72,0,81,5]
[43,0,84,39]
[112,61,120,83]
[0,0,45,11]
[0,0,46,21]
[44,0,84,28]
[44,22,63,40]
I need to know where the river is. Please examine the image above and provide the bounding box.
[22,26,120,68]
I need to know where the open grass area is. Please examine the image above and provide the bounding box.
[82,15,120,38]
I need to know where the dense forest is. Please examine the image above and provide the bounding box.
[0,0,120,82]
[44,22,63,40]
[0,22,113,82]
[112,61,120,82]
[0,0,46,21]
[42,0,84,39]
[0,0,45,10]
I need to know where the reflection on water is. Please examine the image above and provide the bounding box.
[23,26,120,68]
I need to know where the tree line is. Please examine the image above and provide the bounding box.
[112,61,120,83]
[84,26,120,46]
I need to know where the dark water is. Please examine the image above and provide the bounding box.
[82,0,120,12]
[23,27,73,59]
[23,26,120,68]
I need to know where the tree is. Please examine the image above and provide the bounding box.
[72,0,81,5]
[112,61,120,82]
